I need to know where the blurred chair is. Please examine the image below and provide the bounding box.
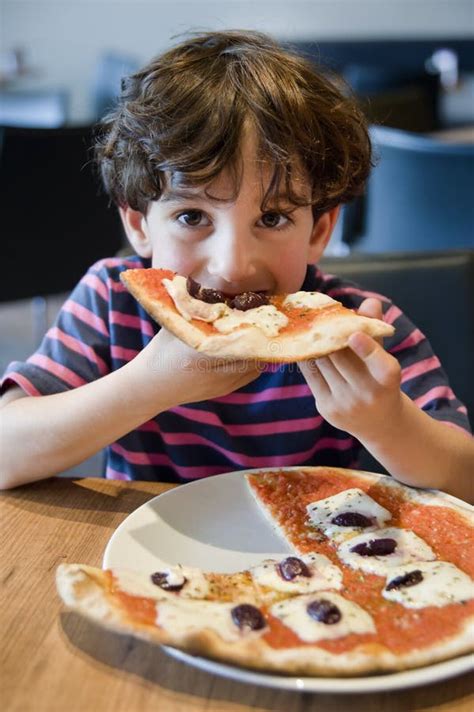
[91,51,140,120]
[344,65,441,132]
[321,249,474,471]
[346,126,474,253]
[0,89,68,128]
[0,125,125,304]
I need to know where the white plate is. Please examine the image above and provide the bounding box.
[103,467,473,693]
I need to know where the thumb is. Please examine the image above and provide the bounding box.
[357,297,383,320]
[357,297,384,346]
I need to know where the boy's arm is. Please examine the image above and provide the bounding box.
[299,299,474,503]
[0,329,260,489]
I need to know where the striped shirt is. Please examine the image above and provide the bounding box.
[1,256,470,482]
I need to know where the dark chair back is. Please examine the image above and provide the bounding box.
[0,125,124,300]
[344,66,441,132]
[321,250,474,427]
[350,126,474,253]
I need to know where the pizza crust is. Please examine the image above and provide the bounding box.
[120,269,394,362]
[198,312,392,362]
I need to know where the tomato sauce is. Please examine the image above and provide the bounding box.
[109,573,158,626]
[275,302,341,337]
[249,469,474,654]
[138,268,176,309]
[263,612,377,653]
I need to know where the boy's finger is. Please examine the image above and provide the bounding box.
[298,360,331,398]
[348,332,378,359]
[357,298,384,345]
[316,356,348,389]
[348,332,400,388]
[357,297,383,320]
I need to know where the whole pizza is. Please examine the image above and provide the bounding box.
[57,467,474,677]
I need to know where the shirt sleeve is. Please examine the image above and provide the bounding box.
[1,261,112,397]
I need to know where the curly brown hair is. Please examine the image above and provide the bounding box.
[95,30,372,216]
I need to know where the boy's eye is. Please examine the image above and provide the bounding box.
[176,210,210,227]
[259,212,290,228]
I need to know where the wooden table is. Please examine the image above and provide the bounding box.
[2,477,473,712]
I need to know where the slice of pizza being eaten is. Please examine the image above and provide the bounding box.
[120,268,394,361]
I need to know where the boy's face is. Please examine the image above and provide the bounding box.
[122,131,339,296]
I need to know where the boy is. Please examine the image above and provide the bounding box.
[1,31,472,500]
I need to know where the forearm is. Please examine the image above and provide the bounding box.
[358,393,474,502]
[0,329,261,489]
[0,357,173,489]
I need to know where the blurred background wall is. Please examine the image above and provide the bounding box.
[2,0,473,123]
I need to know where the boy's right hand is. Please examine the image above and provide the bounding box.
[135,328,262,408]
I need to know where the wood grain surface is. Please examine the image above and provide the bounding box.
[1,477,473,712]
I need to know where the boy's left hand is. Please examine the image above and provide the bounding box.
[298,298,403,440]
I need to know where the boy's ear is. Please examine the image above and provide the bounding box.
[307,206,341,263]
[119,206,153,258]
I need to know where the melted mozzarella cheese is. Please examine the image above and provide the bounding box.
[383,561,474,608]
[112,564,209,600]
[282,291,336,309]
[306,488,392,541]
[250,553,343,593]
[337,527,436,576]
[164,275,288,337]
[213,304,288,338]
[156,598,263,642]
[270,592,376,643]
[163,276,229,322]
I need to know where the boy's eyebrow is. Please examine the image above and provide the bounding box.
[160,188,210,203]
[161,187,309,207]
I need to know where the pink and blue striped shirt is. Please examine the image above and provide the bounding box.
[1,256,470,482]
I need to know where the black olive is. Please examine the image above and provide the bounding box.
[186,276,201,298]
[386,570,423,591]
[231,604,266,631]
[230,292,269,311]
[278,556,311,581]
[350,538,397,557]
[186,277,227,304]
[150,571,186,592]
[199,287,227,304]
[307,599,341,625]
[331,512,373,528]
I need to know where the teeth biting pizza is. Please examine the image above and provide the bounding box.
[120,268,394,361]
[56,467,474,677]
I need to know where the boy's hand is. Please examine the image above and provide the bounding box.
[137,327,262,408]
[298,299,403,440]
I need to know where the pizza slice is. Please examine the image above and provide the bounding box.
[120,268,394,362]
[244,467,474,671]
[56,553,389,676]
[58,554,382,676]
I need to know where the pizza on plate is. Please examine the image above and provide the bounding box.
[56,467,474,677]
[120,268,394,361]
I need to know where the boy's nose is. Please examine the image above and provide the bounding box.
[207,228,258,284]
